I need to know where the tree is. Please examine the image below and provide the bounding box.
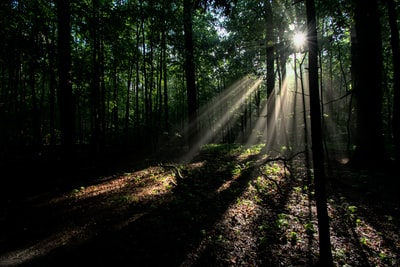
[90,0,106,154]
[351,0,388,167]
[386,0,400,163]
[265,0,275,98]
[184,0,198,149]
[57,0,75,158]
[305,0,334,265]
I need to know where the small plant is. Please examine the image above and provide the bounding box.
[290,231,298,245]
[304,222,315,235]
[231,164,243,175]
[378,252,393,264]
[347,205,357,213]
[253,194,263,204]
[133,176,142,184]
[200,229,207,236]
[276,213,289,229]
[244,144,265,154]
[111,194,131,204]
[360,236,368,246]
[71,186,85,197]
[253,176,269,194]
[265,163,281,176]
[258,236,267,246]
[293,186,302,193]
[345,205,360,224]
[334,248,347,259]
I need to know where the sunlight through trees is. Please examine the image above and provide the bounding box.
[1,0,399,266]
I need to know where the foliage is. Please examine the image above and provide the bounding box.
[0,0,397,164]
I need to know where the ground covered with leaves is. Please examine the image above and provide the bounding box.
[0,144,399,266]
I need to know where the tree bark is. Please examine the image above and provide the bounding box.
[57,0,75,158]
[352,0,387,167]
[386,0,400,163]
[306,0,334,266]
[184,0,197,148]
[91,0,104,154]
[162,29,169,133]
[265,0,275,98]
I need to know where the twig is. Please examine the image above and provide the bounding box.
[159,164,186,179]
[262,150,306,164]
[257,151,306,194]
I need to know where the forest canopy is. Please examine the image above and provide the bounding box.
[0,0,398,167]
[1,1,400,266]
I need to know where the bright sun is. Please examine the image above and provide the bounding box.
[293,32,306,48]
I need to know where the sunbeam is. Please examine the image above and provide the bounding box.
[245,59,309,157]
[178,49,312,163]
[182,76,262,161]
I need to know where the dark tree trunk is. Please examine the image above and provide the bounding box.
[386,0,400,163]
[306,0,333,266]
[44,30,57,146]
[263,0,276,147]
[91,0,106,154]
[265,0,275,98]
[184,0,197,148]
[29,58,40,148]
[162,29,169,133]
[112,60,119,143]
[352,0,387,167]
[57,0,75,158]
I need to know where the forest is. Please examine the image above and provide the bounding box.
[0,0,399,266]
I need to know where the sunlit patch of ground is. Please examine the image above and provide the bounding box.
[181,152,319,266]
[0,164,179,266]
[328,194,400,266]
[0,144,399,266]
[180,149,399,267]
[70,166,176,202]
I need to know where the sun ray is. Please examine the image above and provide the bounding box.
[244,59,309,157]
[181,76,262,161]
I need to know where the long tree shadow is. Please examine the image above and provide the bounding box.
[325,159,400,266]
[253,153,320,266]
[2,144,267,266]
[2,144,345,267]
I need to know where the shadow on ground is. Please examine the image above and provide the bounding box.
[0,145,399,266]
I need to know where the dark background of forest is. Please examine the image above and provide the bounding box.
[0,0,400,266]
[0,0,399,166]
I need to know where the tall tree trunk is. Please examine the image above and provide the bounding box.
[57,0,75,158]
[265,0,275,98]
[306,0,333,265]
[91,0,105,154]
[49,58,57,146]
[352,0,387,167]
[264,0,276,147]
[386,0,400,163]
[29,58,40,148]
[124,61,132,146]
[112,59,119,144]
[162,29,169,133]
[184,0,197,149]
[45,29,57,146]
[134,21,141,141]
[141,20,150,146]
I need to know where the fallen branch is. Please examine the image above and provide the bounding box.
[256,151,306,194]
[262,150,306,163]
[159,164,187,179]
[261,151,305,179]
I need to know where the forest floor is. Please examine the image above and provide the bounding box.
[0,144,399,267]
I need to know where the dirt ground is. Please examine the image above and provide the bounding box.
[0,144,399,266]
